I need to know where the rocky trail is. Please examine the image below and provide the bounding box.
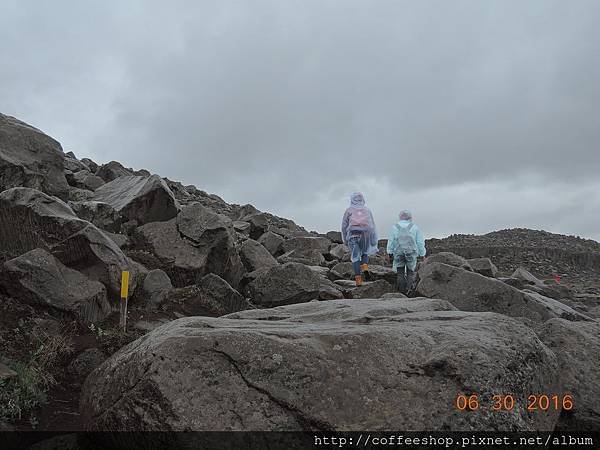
[0,112,598,436]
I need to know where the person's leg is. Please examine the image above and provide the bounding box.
[396,254,407,293]
[405,254,418,295]
[348,236,363,286]
[360,253,370,281]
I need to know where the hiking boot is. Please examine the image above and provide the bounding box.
[354,275,363,287]
[360,263,370,281]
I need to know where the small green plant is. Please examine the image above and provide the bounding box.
[0,328,73,424]
[0,362,47,422]
[88,323,106,338]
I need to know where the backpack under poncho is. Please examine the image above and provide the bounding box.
[391,222,417,255]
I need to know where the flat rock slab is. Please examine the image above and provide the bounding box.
[81,298,560,431]
[418,262,589,323]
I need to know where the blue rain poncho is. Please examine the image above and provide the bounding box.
[341,192,379,260]
[386,213,426,270]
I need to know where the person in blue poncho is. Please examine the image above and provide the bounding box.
[341,192,379,286]
[386,209,426,295]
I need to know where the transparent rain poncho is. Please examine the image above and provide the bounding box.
[341,192,379,261]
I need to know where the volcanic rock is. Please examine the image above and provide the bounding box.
[0,113,69,199]
[80,298,560,431]
[0,249,110,322]
[93,175,179,226]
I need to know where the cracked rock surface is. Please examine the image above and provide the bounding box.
[80,298,561,431]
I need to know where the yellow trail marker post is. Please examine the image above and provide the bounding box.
[120,271,130,332]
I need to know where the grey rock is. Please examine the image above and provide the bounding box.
[331,262,397,285]
[257,231,284,256]
[325,230,343,244]
[69,201,120,232]
[347,279,396,299]
[68,348,107,379]
[281,236,331,255]
[103,231,130,249]
[328,243,348,261]
[417,262,590,323]
[166,274,250,316]
[133,204,244,289]
[81,157,99,173]
[1,249,110,322]
[67,187,95,202]
[93,175,179,226]
[424,252,473,271]
[307,266,330,278]
[380,292,409,299]
[239,212,270,239]
[0,113,69,199]
[81,299,560,431]
[71,170,105,191]
[0,188,137,299]
[247,262,322,307]
[239,239,278,273]
[467,258,498,278]
[538,319,600,431]
[512,267,545,287]
[64,156,89,173]
[277,248,325,266]
[233,221,251,234]
[95,161,132,182]
[141,269,173,309]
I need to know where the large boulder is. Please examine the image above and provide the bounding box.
[93,175,179,226]
[0,187,136,298]
[257,231,284,256]
[80,298,560,431]
[281,236,331,255]
[467,258,498,278]
[165,274,250,317]
[417,262,589,323]
[247,262,322,307]
[0,113,68,199]
[133,203,244,288]
[0,249,110,322]
[239,212,270,240]
[538,319,600,431]
[239,239,278,273]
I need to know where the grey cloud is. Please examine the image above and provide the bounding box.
[1,0,599,238]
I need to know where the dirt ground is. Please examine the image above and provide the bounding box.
[1,299,178,432]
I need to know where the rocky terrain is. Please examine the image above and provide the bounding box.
[0,112,598,436]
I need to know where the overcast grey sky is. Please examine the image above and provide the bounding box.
[2,0,600,239]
